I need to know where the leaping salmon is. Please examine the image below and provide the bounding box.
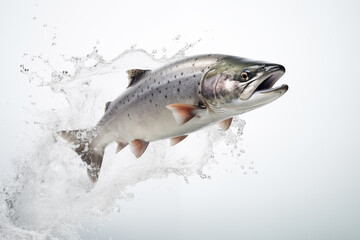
[59,54,288,182]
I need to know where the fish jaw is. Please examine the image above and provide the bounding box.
[226,83,288,114]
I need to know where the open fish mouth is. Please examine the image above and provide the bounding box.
[240,65,287,100]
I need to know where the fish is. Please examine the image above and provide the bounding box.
[59,54,288,182]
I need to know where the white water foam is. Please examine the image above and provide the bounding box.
[0,47,250,239]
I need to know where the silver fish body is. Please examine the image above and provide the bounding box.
[97,55,222,144]
[60,54,288,181]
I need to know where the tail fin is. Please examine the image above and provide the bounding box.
[59,128,104,182]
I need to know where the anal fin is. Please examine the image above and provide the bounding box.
[170,135,188,146]
[116,141,128,154]
[130,139,149,158]
[219,118,233,131]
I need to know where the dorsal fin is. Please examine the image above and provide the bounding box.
[126,69,150,87]
[104,101,111,112]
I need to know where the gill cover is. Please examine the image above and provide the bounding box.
[200,57,252,107]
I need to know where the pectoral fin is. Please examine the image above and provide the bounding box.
[130,139,149,158]
[219,118,233,131]
[170,135,188,146]
[166,103,206,125]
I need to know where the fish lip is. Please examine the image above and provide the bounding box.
[240,65,286,100]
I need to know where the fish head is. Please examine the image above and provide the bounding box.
[200,56,288,113]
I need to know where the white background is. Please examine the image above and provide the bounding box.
[1,0,360,239]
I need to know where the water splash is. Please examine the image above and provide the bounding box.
[1,46,250,239]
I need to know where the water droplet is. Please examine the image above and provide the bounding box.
[184,176,189,184]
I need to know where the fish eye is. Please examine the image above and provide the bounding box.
[240,70,251,81]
